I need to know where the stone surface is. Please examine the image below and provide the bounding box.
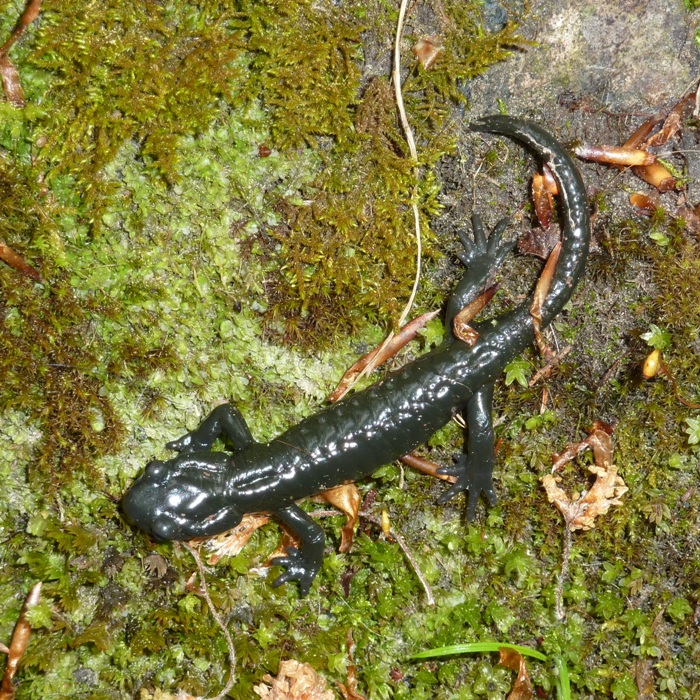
[470,0,699,115]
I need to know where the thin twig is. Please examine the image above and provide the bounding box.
[182,543,236,700]
[392,0,421,329]
[350,0,424,389]
[555,527,571,621]
[0,581,42,700]
[308,508,434,605]
[0,0,42,58]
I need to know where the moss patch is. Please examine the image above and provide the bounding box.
[3,0,699,699]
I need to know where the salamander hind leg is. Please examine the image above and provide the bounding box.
[436,385,498,520]
[445,215,515,330]
[270,505,325,596]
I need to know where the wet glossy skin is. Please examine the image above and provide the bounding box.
[123,116,591,595]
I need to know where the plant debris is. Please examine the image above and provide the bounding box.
[253,659,335,700]
[0,0,42,107]
[0,582,42,700]
[543,423,628,620]
[497,647,534,700]
[413,35,444,70]
[328,310,439,402]
[0,239,41,280]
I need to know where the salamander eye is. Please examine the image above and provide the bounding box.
[145,460,166,479]
[151,519,178,541]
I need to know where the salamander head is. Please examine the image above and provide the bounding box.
[122,454,243,541]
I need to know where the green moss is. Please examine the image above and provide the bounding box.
[3,0,700,698]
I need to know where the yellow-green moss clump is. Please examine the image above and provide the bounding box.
[4,0,700,692]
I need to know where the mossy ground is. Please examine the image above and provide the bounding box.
[1,0,699,698]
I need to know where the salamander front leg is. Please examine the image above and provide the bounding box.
[270,505,325,596]
[436,385,498,520]
[166,403,257,454]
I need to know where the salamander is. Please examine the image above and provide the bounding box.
[123,116,590,595]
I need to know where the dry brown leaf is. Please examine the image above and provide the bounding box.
[497,647,534,700]
[623,114,664,149]
[254,660,335,700]
[517,225,560,260]
[206,513,271,564]
[551,421,614,471]
[629,192,660,214]
[413,35,444,70]
[530,242,561,360]
[451,284,498,346]
[544,425,626,531]
[632,161,677,193]
[314,484,361,553]
[328,310,439,403]
[541,164,558,195]
[643,92,694,148]
[532,171,553,229]
[0,56,24,107]
[542,462,627,531]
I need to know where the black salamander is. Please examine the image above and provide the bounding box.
[123,116,590,595]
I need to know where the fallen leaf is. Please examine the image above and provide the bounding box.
[632,161,677,193]
[498,647,534,700]
[574,144,655,166]
[629,192,659,214]
[328,310,439,402]
[517,226,560,260]
[314,484,361,553]
[206,513,271,564]
[530,242,561,360]
[254,660,335,700]
[0,56,24,107]
[542,462,627,532]
[643,92,694,148]
[532,172,553,229]
[143,553,168,578]
[413,36,444,70]
[544,425,627,531]
[452,285,498,346]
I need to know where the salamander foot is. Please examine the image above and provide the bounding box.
[270,546,321,597]
[436,454,498,521]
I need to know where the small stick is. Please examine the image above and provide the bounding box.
[360,511,435,606]
[0,0,42,58]
[0,240,41,280]
[182,544,236,700]
[309,508,435,605]
[0,582,42,700]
